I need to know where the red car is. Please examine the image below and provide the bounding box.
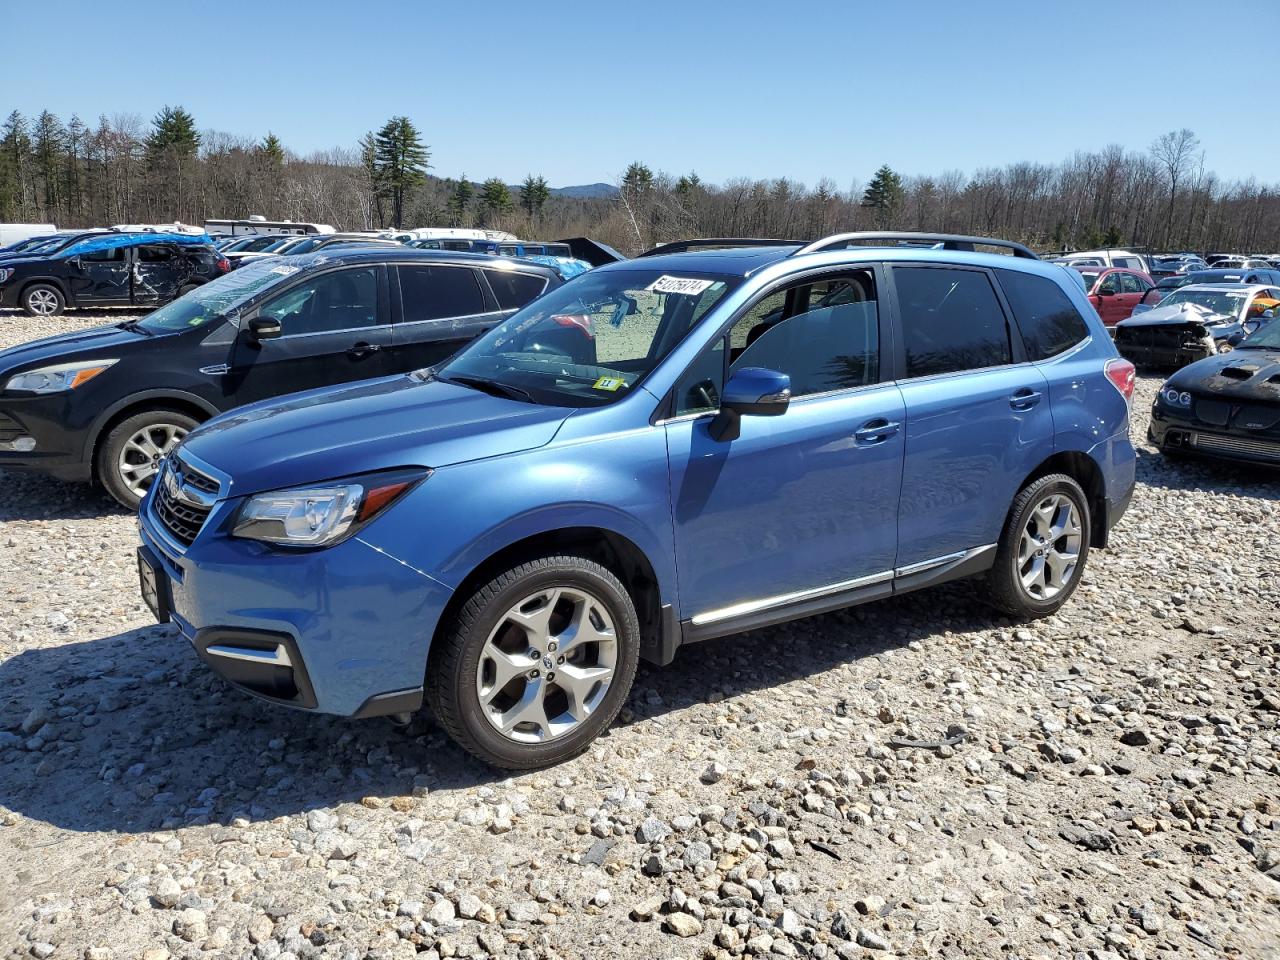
[1072,266,1156,326]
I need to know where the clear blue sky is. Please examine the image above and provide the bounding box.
[4,0,1276,189]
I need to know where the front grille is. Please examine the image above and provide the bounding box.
[1192,433,1280,462]
[152,458,219,547]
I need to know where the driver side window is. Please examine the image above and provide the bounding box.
[258,268,378,335]
[672,271,880,416]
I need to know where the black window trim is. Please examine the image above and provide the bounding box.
[883,261,1028,384]
[654,263,895,424]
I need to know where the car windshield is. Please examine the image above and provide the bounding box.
[1161,288,1249,316]
[434,268,738,407]
[136,259,299,332]
[1077,271,1101,289]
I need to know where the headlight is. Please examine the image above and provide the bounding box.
[1161,386,1192,408]
[231,469,428,548]
[0,268,14,284]
[5,359,118,394]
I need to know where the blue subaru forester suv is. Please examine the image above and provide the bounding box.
[137,233,1136,768]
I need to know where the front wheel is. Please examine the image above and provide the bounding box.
[22,283,64,317]
[427,556,640,769]
[983,473,1091,619]
[97,409,199,509]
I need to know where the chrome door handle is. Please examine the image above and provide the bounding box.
[854,419,901,444]
[1009,389,1042,410]
[348,341,381,359]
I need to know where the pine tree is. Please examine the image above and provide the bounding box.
[372,116,429,228]
[0,111,30,220]
[259,132,285,168]
[860,164,904,228]
[146,105,199,165]
[1101,225,1122,247]
[448,175,474,226]
[479,178,513,220]
[64,114,87,219]
[33,111,66,215]
[622,161,654,198]
[519,174,550,221]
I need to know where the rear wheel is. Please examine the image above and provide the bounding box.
[984,473,1091,618]
[22,283,64,317]
[427,555,640,769]
[97,409,199,509]
[177,283,200,299]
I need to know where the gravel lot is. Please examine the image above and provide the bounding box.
[1,308,1278,960]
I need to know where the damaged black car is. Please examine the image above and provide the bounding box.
[1115,283,1280,368]
[0,232,229,316]
[1149,317,1280,467]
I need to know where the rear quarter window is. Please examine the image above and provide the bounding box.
[485,270,549,310]
[996,268,1092,361]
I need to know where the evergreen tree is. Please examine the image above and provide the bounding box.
[372,116,429,228]
[448,175,474,226]
[146,105,200,165]
[359,131,384,227]
[0,111,30,220]
[622,161,654,198]
[259,132,285,168]
[1101,225,1122,247]
[479,177,513,220]
[860,164,904,228]
[33,111,66,215]
[675,171,702,196]
[519,174,550,221]
[64,114,87,219]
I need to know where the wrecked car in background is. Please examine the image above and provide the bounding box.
[1148,315,1280,466]
[1114,283,1280,367]
[0,232,229,316]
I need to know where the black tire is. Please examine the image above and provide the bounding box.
[984,473,1091,619]
[177,283,200,298]
[97,408,200,509]
[21,283,64,317]
[427,555,640,769]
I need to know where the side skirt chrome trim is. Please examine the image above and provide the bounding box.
[690,544,998,628]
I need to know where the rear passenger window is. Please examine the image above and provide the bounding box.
[894,267,1011,377]
[80,247,125,262]
[485,270,548,310]
[137,245,173,262]
[996,268,1091,361]
[399,265,485,322]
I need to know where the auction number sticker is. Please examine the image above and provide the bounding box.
[647,275,715,296]
[592,376,626,392]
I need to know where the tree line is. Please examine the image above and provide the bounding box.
[2,107,1278,257]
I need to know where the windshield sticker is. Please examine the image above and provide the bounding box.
[647,275,715,296]
[592,376,626,392]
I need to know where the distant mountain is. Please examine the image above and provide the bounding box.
[550,182,619,199]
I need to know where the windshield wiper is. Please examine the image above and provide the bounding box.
[439,374,534,403]
[118,319,150,335]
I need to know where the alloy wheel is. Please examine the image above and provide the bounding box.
[475,586,617,743]
[27,289,58,315]
[118,422,188,498]
[1016,493,1082,601]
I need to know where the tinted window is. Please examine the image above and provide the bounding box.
[137,245,174,262]
[895,267,1011,377]
[485,270,548,310]
[259,267,378,334]
[996,268,1091,362]
[399,265,485,322]
[79,246,125,263]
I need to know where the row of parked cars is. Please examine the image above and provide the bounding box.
[0,229,1273,769]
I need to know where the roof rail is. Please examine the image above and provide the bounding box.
[636,238,804,258]
[794,232,1039,260]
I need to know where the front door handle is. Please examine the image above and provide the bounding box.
[854,418,901,444]
[1009,388,1042,410]
[348,341,381,360]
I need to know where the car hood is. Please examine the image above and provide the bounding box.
[1168,347,1280,402]
[180,375,575,496]
[0,322,158,376]
[1118,303,1232,328]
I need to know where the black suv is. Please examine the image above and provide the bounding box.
[0,232,229,316]
[0,248,564,506]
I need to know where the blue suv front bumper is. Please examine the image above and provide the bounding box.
[138,500,452,718]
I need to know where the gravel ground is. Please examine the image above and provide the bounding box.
[1,308,1278,960]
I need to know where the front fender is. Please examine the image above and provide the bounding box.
[357,425,679,614]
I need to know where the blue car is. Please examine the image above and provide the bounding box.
[136,232,1137,768]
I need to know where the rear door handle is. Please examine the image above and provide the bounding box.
[348,341,381,359]
[1009,388,1042,410]
[854,418,901,444]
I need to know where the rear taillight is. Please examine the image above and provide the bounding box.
[216,258,231,273]
[1105,357,1135,403]
[552,314,595,338]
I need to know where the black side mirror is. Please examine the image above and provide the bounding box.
[1097,287,1114,297]
[709,367,791,442]
[248,317,282,343]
